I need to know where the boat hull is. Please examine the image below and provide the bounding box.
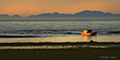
[81,33,92,36]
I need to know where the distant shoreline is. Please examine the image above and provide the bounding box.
[1,10,120,18]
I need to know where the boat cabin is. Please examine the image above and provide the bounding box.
[82,29,92,33]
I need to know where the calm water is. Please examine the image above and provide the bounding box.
[0,18,120,49]
[0,18,120,37]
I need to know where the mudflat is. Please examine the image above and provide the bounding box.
[0,49,119,60]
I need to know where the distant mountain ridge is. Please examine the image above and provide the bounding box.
[0,14,21,18]
[11,14,21,18]
[0,10,120,18]
[0,14,10,18]
[28,10,120,18]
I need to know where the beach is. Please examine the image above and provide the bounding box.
[0,36,120,60]
[0,49,119,60]
[0,39,120,60]
[0,36,120,49]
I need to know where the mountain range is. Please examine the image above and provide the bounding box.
[0,10,120,18]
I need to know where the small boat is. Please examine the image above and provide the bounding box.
[81,29,98,36]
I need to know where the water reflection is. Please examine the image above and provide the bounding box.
[82,36,92,42]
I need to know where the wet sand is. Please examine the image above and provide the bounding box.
[0,49,120,60]
[0,42,120,49]
[0,36,120,60]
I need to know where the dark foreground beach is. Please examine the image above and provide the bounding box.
[0,42,120,60]
[0,49,120,60]
[0,37,120,60]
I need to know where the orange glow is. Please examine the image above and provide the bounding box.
[82,36,92,42]
[0,0,120,17]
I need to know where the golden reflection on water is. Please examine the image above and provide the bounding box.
[82,36,92,42]
[0,37,83,43]
[0,36,120,43]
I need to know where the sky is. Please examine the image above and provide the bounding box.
[0,0,120,17]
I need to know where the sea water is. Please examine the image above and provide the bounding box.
[0,18,120,49]
[0,18,120,42]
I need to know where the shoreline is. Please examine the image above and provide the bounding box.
[0,42,120,49]
[0,36,120,49]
